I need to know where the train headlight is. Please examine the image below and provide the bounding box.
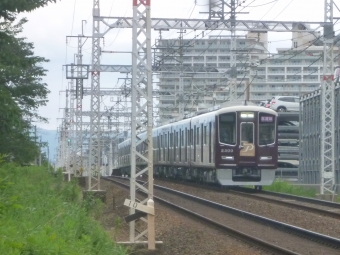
[240,112,254,118]
[260,156,272,160]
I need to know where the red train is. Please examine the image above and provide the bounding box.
[115,105,278,188]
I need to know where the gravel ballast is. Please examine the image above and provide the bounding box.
[100,179,268,255]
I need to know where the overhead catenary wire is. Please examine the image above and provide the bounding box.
[271,0,294,20]
[62,0,340,127]
[156,30,327,118]
[208,25,340,103]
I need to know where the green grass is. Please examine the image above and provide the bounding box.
[264,179,340,203]
[0,163,128,255]
[263,179,317,198]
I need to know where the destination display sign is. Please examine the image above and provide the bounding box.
[260,116,274,123]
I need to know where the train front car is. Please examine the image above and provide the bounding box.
[215,106,278,187]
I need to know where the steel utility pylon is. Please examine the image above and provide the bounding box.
[130,0,155,249]
[65,32,89,177]
[63,89,71,181]
[89,0,101,190]
[208,0,244,101]
[209,0,225,19]
[75,35,84,177]
[229,0,237,101]
[321,0,335,195]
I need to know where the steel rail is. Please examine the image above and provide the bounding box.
[227,190,340,220]
[103,177,299,255]
[104,177,340,251]
[234,187,340,209]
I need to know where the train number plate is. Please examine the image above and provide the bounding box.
[221,149,233,153]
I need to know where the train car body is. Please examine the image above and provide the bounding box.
[116,105,278,186]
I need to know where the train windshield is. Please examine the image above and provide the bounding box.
[258,113,276,145]
[219,112,236,145]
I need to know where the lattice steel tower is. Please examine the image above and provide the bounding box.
[321,0,335,195]
[129,0,155,249]
[208,0,243,101]
[89,0,102,190]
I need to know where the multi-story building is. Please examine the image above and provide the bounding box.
[155,30,338,123]
[250,47,323,102]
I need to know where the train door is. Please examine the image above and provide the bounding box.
[238,118,256,165]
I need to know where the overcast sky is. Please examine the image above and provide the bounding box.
[18,0,332,130]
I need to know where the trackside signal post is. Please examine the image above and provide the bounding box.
[320,0,336,196]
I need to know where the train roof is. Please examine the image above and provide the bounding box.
[118,104,278,146]
[216,105,278,116]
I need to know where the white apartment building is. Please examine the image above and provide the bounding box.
[251,47,322,102]
[156,30,338,123]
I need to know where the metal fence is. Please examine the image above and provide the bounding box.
[299,85,340,190]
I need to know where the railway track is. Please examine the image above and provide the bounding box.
[103,176,340,255]
[140,176,340,220]
[228,187,340,220]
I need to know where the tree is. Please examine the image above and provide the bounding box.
[0,1,57,21]
[0,0,57,163]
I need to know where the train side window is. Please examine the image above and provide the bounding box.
[204,126,207,145]
[169,133,171,148]
[179,129,182,162]
[166,133,168,161]
[161,135,163,149]
[219,112,236,145]
[170,133,173,148]
[194,125,196,162]
[174,132,177,161]
[158,134,160,161]
[163,133,165,160]
[197,127,200,145]
[179,131,180,145]
[209,122,212,163]
[188,129,190,146]
[190,129,193,146]
[185,128,188,162]
[201,123,203,162]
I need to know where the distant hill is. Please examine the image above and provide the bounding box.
[36,128,58,163]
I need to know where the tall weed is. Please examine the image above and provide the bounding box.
[0,164,127,255]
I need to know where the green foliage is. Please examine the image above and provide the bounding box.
[264,180,317,198]
[113,216,124,240]
[0,154,7,165]
[0,177,23,215]
[0,0,58,21]
[0,164,128,255]
[82,193,105,220]
[0,1,54,164]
